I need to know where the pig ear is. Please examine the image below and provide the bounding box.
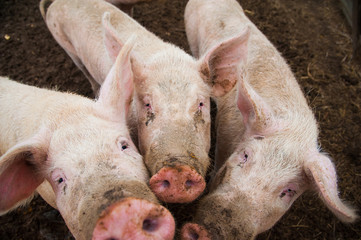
[96,34,135,123]
[199,27,250,97]
[102,12,124,63]
[102,12,145,82]
[236,76,275,136]
[304,153,358,222]
[0,128,50,215]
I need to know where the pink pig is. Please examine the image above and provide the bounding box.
[104,0,152,16]
[181,0,358,239]
[40,0,238,203]
[0,39,175,240]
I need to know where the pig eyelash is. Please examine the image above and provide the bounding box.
[280,188,297,198]
[254,135,265,140]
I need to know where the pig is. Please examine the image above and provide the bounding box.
[0,38,175,240]
[40,0,239,203]
[181,0,358,239]
[104,0,152,16]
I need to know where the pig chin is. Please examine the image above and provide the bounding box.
[191,194,258,240]
[59,180,159,239]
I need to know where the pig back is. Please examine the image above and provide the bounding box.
[0,77,93,153]
[45,0,166,85]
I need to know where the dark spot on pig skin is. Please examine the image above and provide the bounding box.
[200,63,210,80]
[103,187,125,201]
[194,110,205,126]
[218,20,226,30]
[145,111,155,126]
[218,78,231,90]
[204,222,222,239]
[231,228,240,237]
[221,208,232,219]
[164,157,178,166]
[155,153,204,177]
[187,151,199,161]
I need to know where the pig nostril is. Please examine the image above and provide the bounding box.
[105,238,118,240]
[185,180,194,188]
[189,231,199,240]
[142,218,159,232]
[162,180,170,188]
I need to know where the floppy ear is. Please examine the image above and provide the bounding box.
[96,34,136,124]
[304,153,358,223]
[0,128,51,215]
[198,27,250,97]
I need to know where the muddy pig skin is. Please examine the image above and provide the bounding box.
[0,40,175,240]
[182,0,358,239]
[40,0,241,203]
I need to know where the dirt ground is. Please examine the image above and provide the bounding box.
[0,0,360,239]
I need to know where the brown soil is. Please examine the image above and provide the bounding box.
[0,0,360,239]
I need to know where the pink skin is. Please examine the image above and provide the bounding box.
[149,165,206,203]
[41,0,247,204]
[183,0,358,238]
[92,197,175,240]
[181,223,210,240]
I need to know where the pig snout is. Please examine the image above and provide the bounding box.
[92,197,175,240]
[181,223,211,240]
[149,165,206,203]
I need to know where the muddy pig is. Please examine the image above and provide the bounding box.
[0,39,175,240]
[181,0,358,239]
[40,0,238,203]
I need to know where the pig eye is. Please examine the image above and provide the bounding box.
[280,188,296,198]
[144,103,152,110]
[116,137,132,152]
[51,169,67,194]
[243,152,248,161]
[120,141,129,151]
[198,102,204,110]
[55,176,66,186]
[119,141,129,151]
[237,151,249,168]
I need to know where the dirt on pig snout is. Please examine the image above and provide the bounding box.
[0,0,360,239]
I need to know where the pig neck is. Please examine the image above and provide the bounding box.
[214,27,317,169]
[0,79,96,154]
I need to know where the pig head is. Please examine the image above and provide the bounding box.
[41,0,240,203]
[182,0,358,239]
[0,40,175,240]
